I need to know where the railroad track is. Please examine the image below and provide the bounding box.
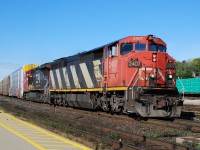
[0,101,195,150]
[1,95,200,133]
[145,118,200,133]
[87,110,200,133]
[0,95,197,150]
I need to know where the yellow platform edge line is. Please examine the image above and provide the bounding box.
[1,111,92,150]
[0,122,46,150]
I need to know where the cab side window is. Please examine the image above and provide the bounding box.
[105,49,110,58]
[120,43,133,54]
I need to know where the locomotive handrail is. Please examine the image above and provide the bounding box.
[126,68,139,100]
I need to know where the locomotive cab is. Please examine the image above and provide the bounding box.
[24,63,50,102]
[103,35,182,117]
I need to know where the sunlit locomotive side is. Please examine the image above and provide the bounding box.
[47,35,182,117]
[0,35,182,117]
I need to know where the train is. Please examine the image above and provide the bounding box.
[176,78,200,95]
[0,35,183,117]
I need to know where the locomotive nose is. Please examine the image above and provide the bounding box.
[146,52,168,87]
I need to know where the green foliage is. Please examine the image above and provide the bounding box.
[175,58,200,78]
[176,61,192,78]
[107,133,120,141]
[64,127,75,134]
[184,141,198,148]
[190,58,200,76]
[197,144,200,149]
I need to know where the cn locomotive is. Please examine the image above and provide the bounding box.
[0,35,183,117]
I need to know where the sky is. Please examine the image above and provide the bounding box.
[0,0,200,79]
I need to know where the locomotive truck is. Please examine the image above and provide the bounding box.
[0,35,183,117]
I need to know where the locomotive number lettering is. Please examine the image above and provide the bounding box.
[128,61,142,67]
[133,37,142,40]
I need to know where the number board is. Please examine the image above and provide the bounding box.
[166,63,175,69]
[128,61,142,67]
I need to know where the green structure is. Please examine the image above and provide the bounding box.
[176,78,200,94]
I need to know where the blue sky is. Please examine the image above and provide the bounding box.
[0,0,200,79]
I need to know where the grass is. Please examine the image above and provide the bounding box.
[107,133,120,141]
[185,141,199,149]
[0,101,122,149]
[2,100,198,150]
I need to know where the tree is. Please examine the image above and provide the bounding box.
[190,58,200,77]
[175,60,192,78]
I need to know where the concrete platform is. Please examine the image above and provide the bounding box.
[0,110,92,150]
[0,125,39,150]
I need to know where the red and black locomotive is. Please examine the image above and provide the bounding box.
[1,35,183,117]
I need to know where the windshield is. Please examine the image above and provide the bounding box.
[149,44,166,52]
[120,43,133,54]
[135,43,146,51]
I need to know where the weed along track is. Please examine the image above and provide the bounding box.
[0,96,199,150]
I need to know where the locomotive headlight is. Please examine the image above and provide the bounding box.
[168,74,173,79]
[150,74,155,79]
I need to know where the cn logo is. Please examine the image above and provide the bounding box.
[138,68,165,81]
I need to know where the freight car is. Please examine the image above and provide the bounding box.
[176,78,200,95]
[0,76,10,96]
[10,64,38,98]
[0,35,183,117]
[0,64,38,98]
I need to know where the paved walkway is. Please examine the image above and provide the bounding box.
[0,110,92,150]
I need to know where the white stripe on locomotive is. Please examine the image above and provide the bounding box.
[50,70,56,89]
[55,68,63,89]
[62,67,71,89]
[92,60,102,82]
[70,65,80,88]
[157,68,165,81]
[79,63,94,88]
